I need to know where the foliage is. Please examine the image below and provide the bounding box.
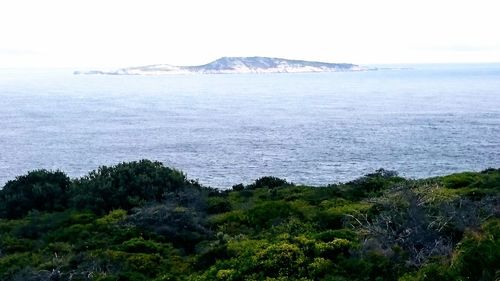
[251,176,291,189]
[342,168,405,199]
[70,160,197,213]
[348,183,498,267]
[400,219,500,281]
[206,197,232,214]
[0,162,498,281]
[0,170,70,219]
[442,172,482,189]
[450,219,500,280]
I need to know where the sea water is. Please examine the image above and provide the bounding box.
[0,64,499,188]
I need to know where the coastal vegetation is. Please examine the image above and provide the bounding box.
[0,160,498,280]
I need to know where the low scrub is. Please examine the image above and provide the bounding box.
[0,161,498,280]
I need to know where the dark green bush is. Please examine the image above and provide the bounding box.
[442,172,480,189]
[471,169,500,190]
[127,203,210,250]
[206,197,232,214]
[70,160,196,213]
[232,183,244,191]
[118,238,163,254]
[250,176,290,189]
[344,169,404,199]
[247,201,302,228]
[0,170,70,219]
[450,219,500,281]
[194,244,229,270]
[0,236,34,254]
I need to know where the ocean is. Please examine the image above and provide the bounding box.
[1,64,499,188]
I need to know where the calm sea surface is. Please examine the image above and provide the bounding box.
[1,64,499,188]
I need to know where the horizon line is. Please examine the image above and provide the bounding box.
[2,61,500,70]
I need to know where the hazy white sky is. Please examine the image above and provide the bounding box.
[1,0,500,67]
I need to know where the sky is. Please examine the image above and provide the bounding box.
[1,0,500,68]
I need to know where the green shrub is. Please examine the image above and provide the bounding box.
[127,203,210,251]
[96,250,163,278]
[471,169,500,190]
[308,257,333,278]
[0,253,43,280]
[118,238,163,254]
[0,235,34,254]
[210,210,248,226]
[0,170,70,219]
[195,244,229,270]
[96,209,128,225]
[314,238,352,259]
[232,183,244,191]
[13,210,93,240]
[255,242,306,277]
[344,169,404,199]
[207,197,232,214]
[399,263,456,281]
[442,172,480,189]
[247,201,302,228]
[70,160,195,213]
[450,219,500,281]
[315,203,371,230]
[313,229,357,242]
[250,177,291,189]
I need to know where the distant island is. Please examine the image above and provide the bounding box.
[74,56,373,75]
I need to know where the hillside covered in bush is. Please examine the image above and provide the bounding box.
[0,160,498,281]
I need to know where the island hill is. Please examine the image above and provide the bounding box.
[75,56,371,75]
